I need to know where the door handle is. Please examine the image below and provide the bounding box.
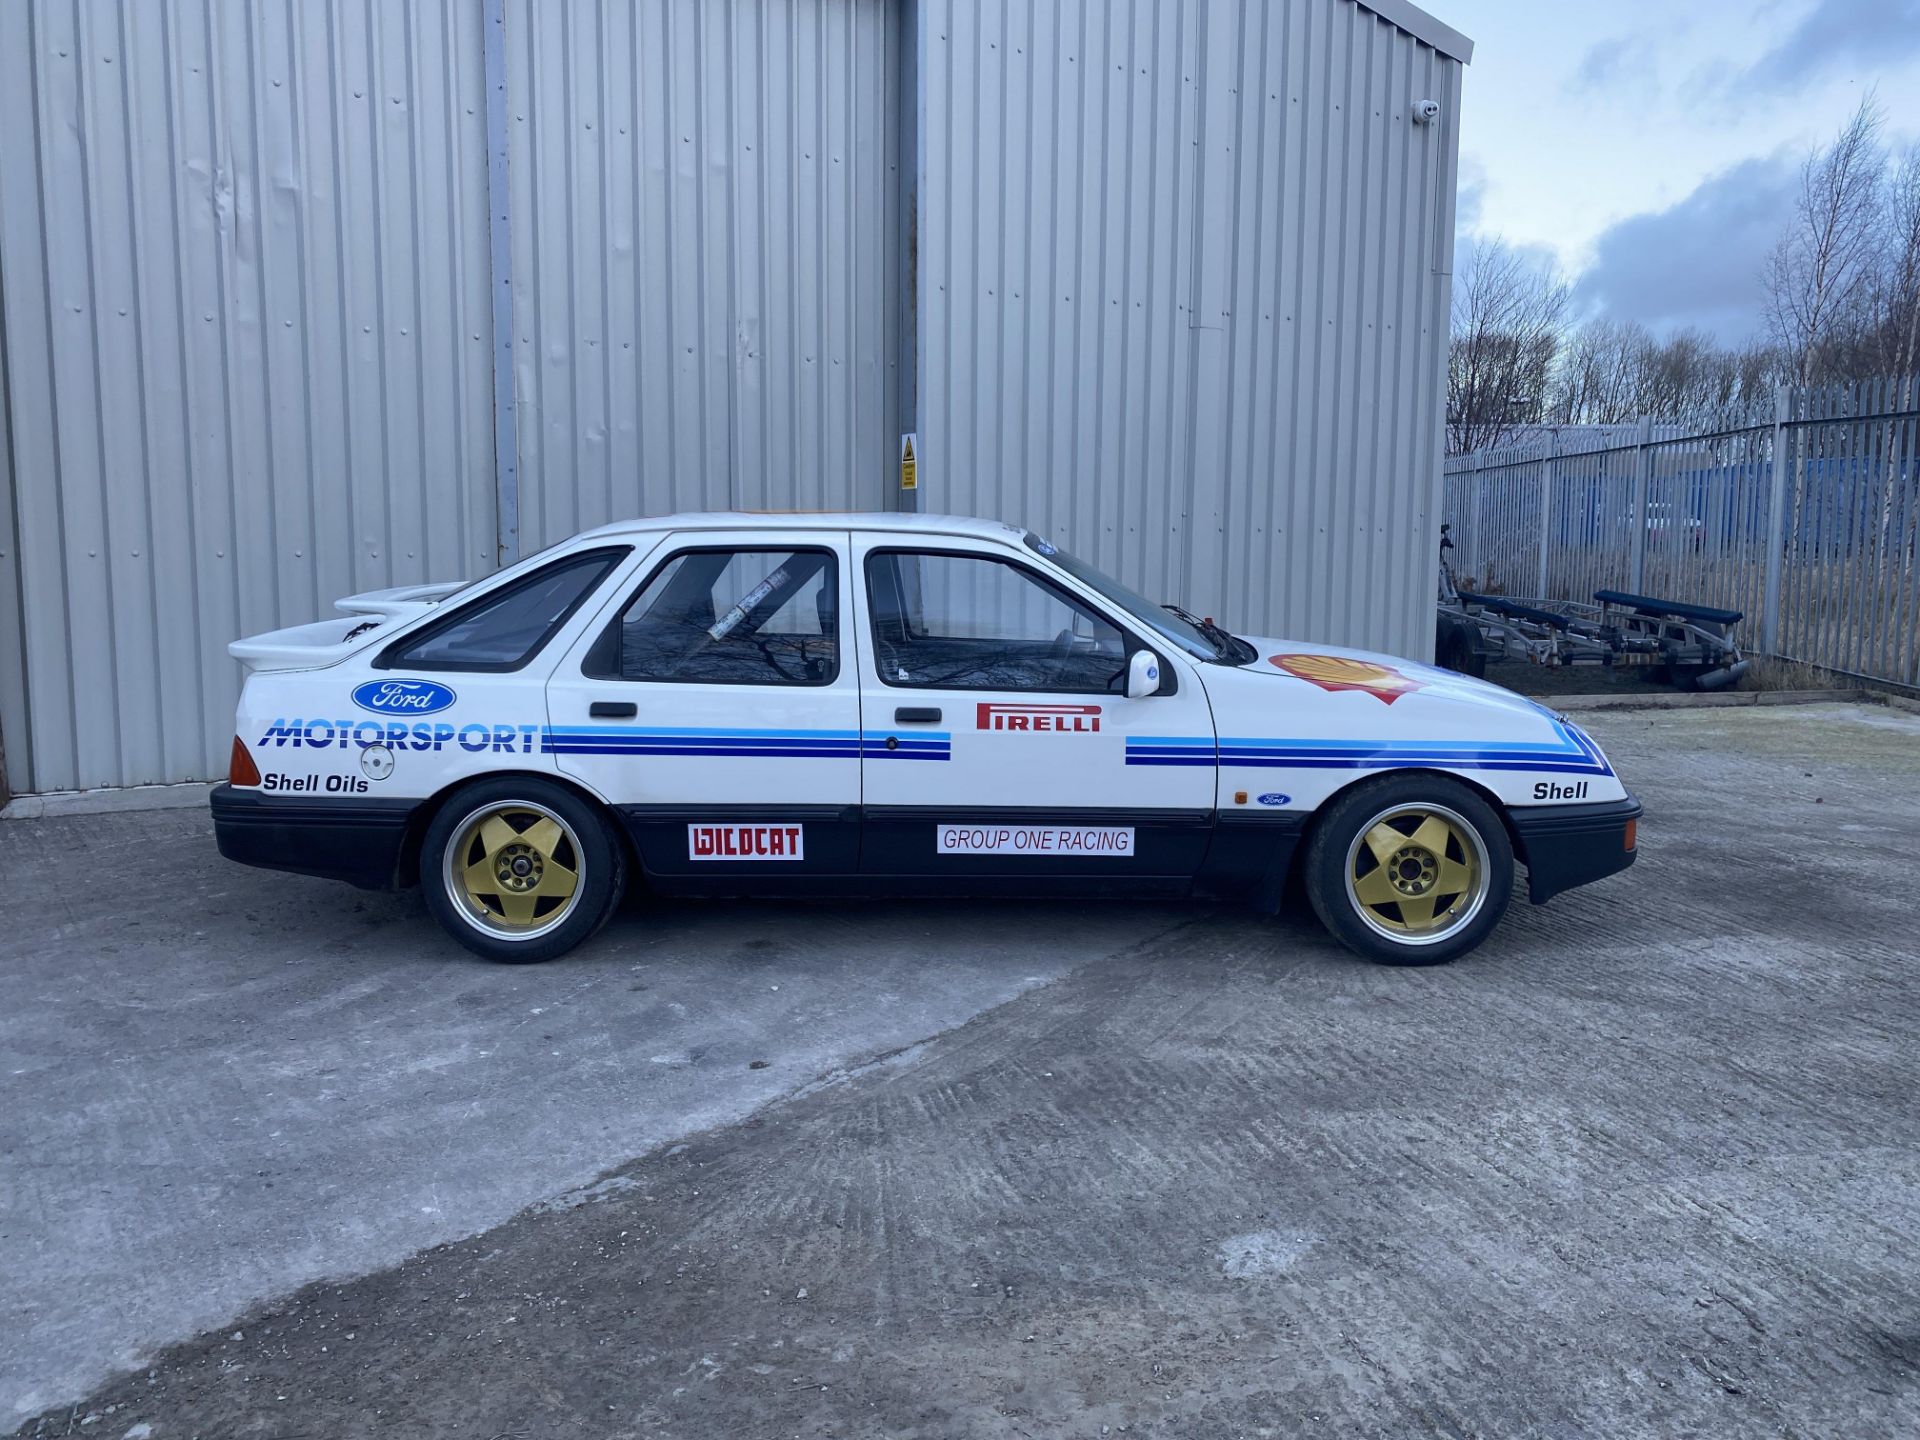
[589,701,638,719]
[894,706,942,723]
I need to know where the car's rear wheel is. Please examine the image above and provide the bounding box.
[421,778,625,963]
[1303,774,1512,965]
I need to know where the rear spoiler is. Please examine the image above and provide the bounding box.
[229,580,465,673]
[334,580,466,621]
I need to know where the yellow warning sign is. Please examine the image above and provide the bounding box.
[899,433,918,490]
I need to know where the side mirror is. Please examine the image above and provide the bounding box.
[1126,649,1163,700]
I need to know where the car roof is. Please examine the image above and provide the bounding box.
[572,511,1029,544]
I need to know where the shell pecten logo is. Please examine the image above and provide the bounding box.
[1268,653,1426,705]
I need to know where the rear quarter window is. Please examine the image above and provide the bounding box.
[380,547,627,672]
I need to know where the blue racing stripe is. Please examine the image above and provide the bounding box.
[550,724,863,739]
[546,744,861,759]
[543,723,865,761]
[545,735,858,746]
[1210,757,1607,774]
[1126,718,1611,776]
[861,731,952,762]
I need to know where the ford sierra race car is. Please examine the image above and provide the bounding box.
[211,513,1640,965]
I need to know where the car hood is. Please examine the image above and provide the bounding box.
[1188,633,1631,806]
[1226,634,1550,715]
[1196,632,1594,754]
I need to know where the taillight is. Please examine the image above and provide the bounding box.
[229,735,262,787]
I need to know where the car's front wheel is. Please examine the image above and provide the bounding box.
[421,778,625,963]
[1303,774,1512,965]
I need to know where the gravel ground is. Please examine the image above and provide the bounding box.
[8,703,1920,1438]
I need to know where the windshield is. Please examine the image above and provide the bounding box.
[1022,533,1226,661]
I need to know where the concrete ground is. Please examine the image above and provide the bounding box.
[5,703,1919,1437]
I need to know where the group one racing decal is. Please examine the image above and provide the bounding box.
[257,721,953,762]
[1124,720,1613,777]
[937,825,1134,856]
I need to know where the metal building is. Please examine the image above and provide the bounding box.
[0,0,1469,798]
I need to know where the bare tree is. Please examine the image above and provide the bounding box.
[1876,143,1920,387]
[1549,322,1777,426]
[1550,318,1649,425]
[1731,340,1786,407]
[1447,238,1569,453]
[1764,96,1888,388]
[1644,328,1765,417]
[1862,144,1920,557]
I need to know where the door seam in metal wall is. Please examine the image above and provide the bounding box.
[483,0,519,566]
[0,239,29,800]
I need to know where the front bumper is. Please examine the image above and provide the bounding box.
[210,784,419,890]
[1508,794,1641,904]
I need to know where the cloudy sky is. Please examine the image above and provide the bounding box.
[1440,0,1920,343]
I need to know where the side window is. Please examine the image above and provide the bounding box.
[383,547,625,672]
[865,551,1128,692]
[585,548,839,686]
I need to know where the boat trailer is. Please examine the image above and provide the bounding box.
[1435,525,1748,690]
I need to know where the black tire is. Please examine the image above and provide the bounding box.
[1668,664,1709,692]
[1435,616,1489,680]
[1303,773,1513,966]
[420,777,626,963]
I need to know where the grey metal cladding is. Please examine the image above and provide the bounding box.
[914,0,1462,661]
[505,0,904,550]
[0,0,496,792]
[0,0,1463,792]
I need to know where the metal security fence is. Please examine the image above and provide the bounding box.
[1443,377,1920,689]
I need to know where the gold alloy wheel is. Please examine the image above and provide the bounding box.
[1343,801,1489,946]
[443,800,585,939]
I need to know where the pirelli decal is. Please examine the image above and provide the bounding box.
[976,703,1101,733]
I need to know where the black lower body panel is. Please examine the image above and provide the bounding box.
[1508,795,1641,904]
[1194,809,1309,908]
[614,803,862,877]
[617,803,1256,898]
[210,784,419,890]
[859,805,1214,880]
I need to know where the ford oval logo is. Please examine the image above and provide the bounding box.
[1255,792,1292,807]
[352,679,457,716]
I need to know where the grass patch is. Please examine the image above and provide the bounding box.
[1737,657,1855,692]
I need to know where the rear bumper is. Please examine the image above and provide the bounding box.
[210,784,418,890]
[1509,795,1641,904]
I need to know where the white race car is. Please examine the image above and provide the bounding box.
[213,513,1639,965]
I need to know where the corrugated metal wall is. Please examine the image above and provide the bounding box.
[506,0,902,551]
[0,0,1461,795]
[0,0,497,794]
[915,0,1460,658]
